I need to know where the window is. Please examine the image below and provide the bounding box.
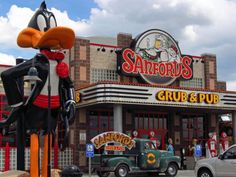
[125,141,140,154]
[182,115,204,143]
[135,112,167,130]
[144,142,156,150]
[224,147,236,159]
[88,110,114,140]
[180,78,204,88]
[91,68,118,83]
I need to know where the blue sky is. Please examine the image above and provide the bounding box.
[0,0,236,90]
[0,0,98,62]
[0,0,97,20]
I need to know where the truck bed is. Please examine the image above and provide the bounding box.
[92,154,138,167]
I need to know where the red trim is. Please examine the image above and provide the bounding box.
[41,50,65,60]
[90,43,120,49]
[191,55,202,59]
[89,43,203,58]
[33,95,60,109]
[76,81,236,93]
[0,64,13,68]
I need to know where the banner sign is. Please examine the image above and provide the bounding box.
[156,90,220,104]
[91,131,135,150]
[86,144,94,158]
[195,144,202,157]
[117,29,193,85]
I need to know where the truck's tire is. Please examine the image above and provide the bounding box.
[97,171,110,177]
[165,163,178,176]
[115,164,129,177]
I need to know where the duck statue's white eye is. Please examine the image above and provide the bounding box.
[49,16,57,28]
[37,14,47,32]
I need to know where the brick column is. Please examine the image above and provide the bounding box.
[202,54,217,90]
[117,33,133,83]
[71,38,91,89]
[69,38,91,169]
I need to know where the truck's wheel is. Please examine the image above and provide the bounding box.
[165,163,178,176]
[115,164,129,177]
[97,171,110,177]
[198,169,213,177]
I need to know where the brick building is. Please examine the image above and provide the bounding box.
[67,29,236,168]
[0,29,235,169]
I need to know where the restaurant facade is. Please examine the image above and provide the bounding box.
[0,29,236,169]
[69,29,236,167]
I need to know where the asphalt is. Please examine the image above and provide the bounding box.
[82,170,195,177]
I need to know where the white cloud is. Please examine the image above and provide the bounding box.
[0,5,34,48]
[0,0,236,89]
[183,25,197,42]
[50,8,90,36]
[227,81,236,91]
[152,4,161,9]
[0,53,16,65]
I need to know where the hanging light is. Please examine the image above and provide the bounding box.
[24,67,42,83]
[24,59,42,83]
[101,47,106,52]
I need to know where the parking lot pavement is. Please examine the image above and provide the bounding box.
[175,170,194,177]
[83,170,195,177]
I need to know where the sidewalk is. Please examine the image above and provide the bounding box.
[82,170,195,177]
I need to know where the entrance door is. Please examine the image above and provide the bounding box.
[182,114,206,156]
[182,114,204,144]
[134,112,168,150]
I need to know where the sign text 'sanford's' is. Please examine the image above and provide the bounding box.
[91,131,135,150]
[156,90,220,104]
[121,48,192,79]
[117,29,193,85]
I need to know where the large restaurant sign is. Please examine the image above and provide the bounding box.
[156,90,220,104]
[117,29,193,85]
[78,83,236,110]
[91,131,135,151]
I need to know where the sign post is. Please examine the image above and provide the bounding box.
[86,144,94,177]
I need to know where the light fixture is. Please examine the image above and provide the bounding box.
[24,59,42,83]
[101,47,106,52]
[115,49,121,54]
[110,49,114,53]
[201,60,204,63]
[97,48,101,51]
[24,67,42,83]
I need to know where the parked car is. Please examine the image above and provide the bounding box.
[92,138,181,177]
[195,144,236,177]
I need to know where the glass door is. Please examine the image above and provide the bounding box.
[182,114,205,155]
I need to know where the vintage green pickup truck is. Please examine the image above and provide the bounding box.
[92,138,181,177]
